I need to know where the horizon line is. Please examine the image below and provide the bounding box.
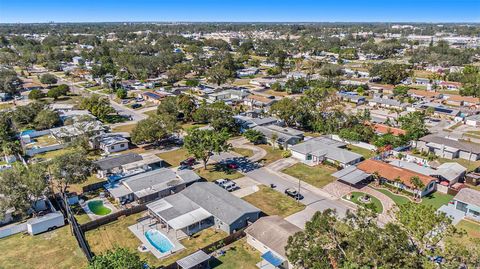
[1,21,480,25]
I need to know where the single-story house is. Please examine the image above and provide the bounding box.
[234,115,278,131]
[368,97,407,110]
[413,134,480,161]
[50,120,105,142]
[465,114,480,127]
[357,159,437,197]
[389,160,466,186]
[408,89,442,100]
[236,67,259,78]
[332,165,371,186]
[243,94,276,109]
[106,168,199,204]
[367,122,406,136]
[95,153,144,178]
[414,102,460,118]
[253,124,304,149]
[444,95,480,108]
[207,89,249,103]
[451,188,480,222]
[141,91,169,104]
[336,92,366,104]
[439,81,462,91]
[147,182,260,236]
[290,137,363,167]
[245,216,301,269]
[90,134,129,154]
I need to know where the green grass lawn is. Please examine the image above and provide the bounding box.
[343,192,384,213]
[242,186,306,217]
[180,122,207,131]
[256,144,286,165]
[211,238,262,269]
[156,148,191,167]
[111,123,137,134]
[374,187,412,206]
[195,164,244,182]
[420,192,454,210]
[231,147,254,158]
[282,163,337,188]
[0,226,87,269]
[69,174,104,194]
[33,147,74,160]
[0,102,14,110]
[447,220,480,250]
[347,145,376,159]
[143,110,157,117]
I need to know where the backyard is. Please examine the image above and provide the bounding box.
[347,145,376,159]
[195,164,244,182]
[85,211,228,268]
[242,185,306,217]
[156,148,191,167]
[0,226,87,269]
[342,192,383,214]
[282,163,337,188]
[211,238,262,269]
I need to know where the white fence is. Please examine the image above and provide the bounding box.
[330,134,377,151]
[0,222,27,239]
[25,144,66,157]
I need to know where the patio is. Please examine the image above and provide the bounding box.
[128,217,185,259]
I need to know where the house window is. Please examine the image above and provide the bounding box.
[456,201,468,213]
[110,146,115,150]
[469,209,480,217]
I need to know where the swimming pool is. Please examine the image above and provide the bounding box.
[87,200,112,215]
[145,229,174,253]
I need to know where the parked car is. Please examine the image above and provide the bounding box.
[131,103,142,109]
[222,181,238,192]
[285,188,303,200]
[227,163,238,169]
[180,157,196,166]
[214,179,229,186]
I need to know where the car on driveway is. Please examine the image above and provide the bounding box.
[180,157,196,166]
[214,179,239,192]
[285,188,304,200]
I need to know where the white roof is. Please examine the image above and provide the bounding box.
[167,208,212,230]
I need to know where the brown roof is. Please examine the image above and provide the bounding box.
[367,122,406,136]
[408,89,441,98]
[245,215,301,258]
[445,95,480,104]
[357,159,435,188]
[247,94,273,104]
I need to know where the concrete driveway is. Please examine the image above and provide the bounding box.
[231,176,260,198]
[438,204,465,225]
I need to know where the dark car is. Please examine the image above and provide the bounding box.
[180,157,196,166]
[285,188,304,200]
[131,103,142,109]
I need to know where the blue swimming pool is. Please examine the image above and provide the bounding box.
[145,229,174,253]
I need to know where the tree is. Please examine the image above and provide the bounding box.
[131,115,178,145]
[40,73,58,86]
[87,247,144,269]
[0,68,22,95]
[49,152,94,196]
[369,62,410,85]
[47,84,70,100]
[34,109,61,130]
[243,129,265,144]
[409,176,425,201]
[176,94,196,121]
[79,95,116,122]
[271,133,278,150]
[0,164,48,218]
[184,128,231,169]
[206,64,232,86]
[28,89,45,100]
[116,89,127,99]
[192,102,237,133]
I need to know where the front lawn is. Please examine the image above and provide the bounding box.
[420,192,454,210]
[242,185,306,217]
[156,148,191,167]
[347,145,376,159]
[342,192,383,214]
[256,144,285,165]
[195,164,243,182]
[373,187,412,206]
[231,147,254,158]
[282,163,337,188]
[212,238,262,269]
[111,123,137,134]
[0,226,87,269]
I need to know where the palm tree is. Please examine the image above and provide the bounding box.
[271,133,278,150]
[393,176,402,193]
[410,176,425,201]
[372,171,381,187]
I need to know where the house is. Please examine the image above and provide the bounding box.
[50,120,105,142]
[389,160,466,186]
[142,91,169,104]
[106,168,200,204]
[451,188,480,222]
[253,124,304,149]
[243,94,276,109]
[147,182,260,236]
[413,134,480,161]
[443,95,480,108]
[207,89,249,103]
[414,102,460,118]
[286,71,307,80]
[94,152,163,178]
[234,115,278,131]
[408,89,442,100]
[367,122,406,136]
[236,67,259,78]
[439,81,462,91]
[90,134,129,154]
[72,56,83,65]
[465,114,480,127]
[336,92,366,104]
[245,216,301,269]
[290,136,364,168]
[465,172,480,186]
[357,159,437,197]
[368,97,407,110]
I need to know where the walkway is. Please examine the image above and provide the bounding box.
[229,137,267,162]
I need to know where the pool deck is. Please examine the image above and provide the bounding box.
[81,198,118,220]
[128,218,185,259]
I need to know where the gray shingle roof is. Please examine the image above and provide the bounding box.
[420,134,480,154]
[454,188,480,208]
[181,182,260,225]
[95,153,143,170]
[291,137,362,164]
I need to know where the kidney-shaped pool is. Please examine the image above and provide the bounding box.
[145,229,174,253]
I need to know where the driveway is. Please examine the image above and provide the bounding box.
[438,204,465,225]
[229,137,267,162]
[231,176,260,198]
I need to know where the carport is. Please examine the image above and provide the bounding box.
[332,166,371,185]
[176,250,211,269]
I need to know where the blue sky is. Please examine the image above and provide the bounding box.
[0,0,479,23]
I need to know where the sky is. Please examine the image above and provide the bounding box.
[0,0,479,23]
